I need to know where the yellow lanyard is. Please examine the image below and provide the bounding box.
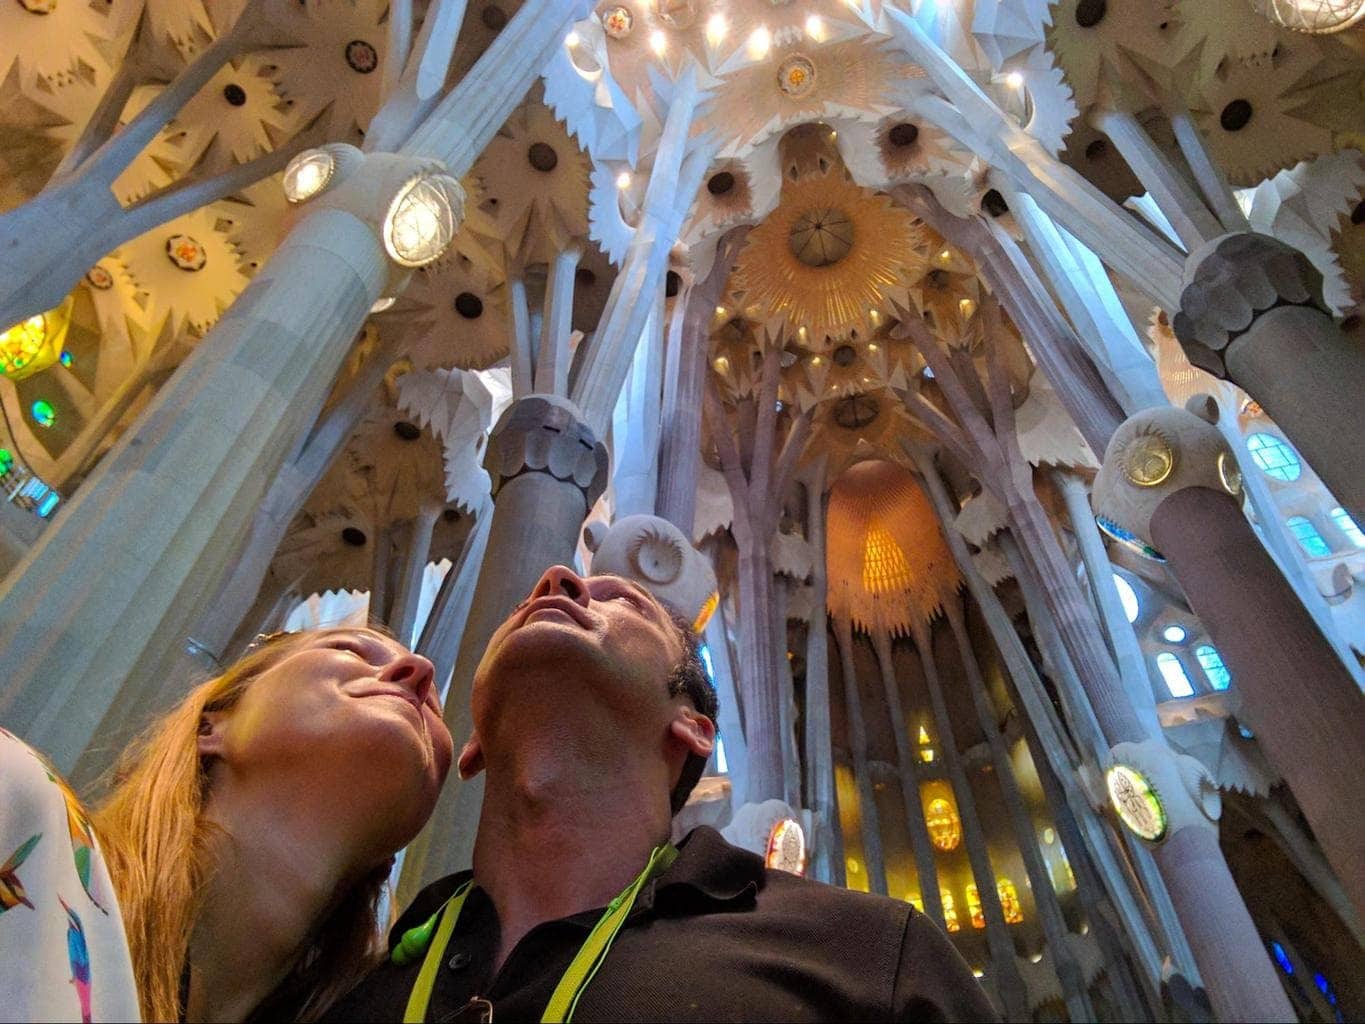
[400,844,679,1024]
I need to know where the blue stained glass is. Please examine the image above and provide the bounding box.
[1287,516,1331,558]
[1195,645,1231,691]
[1330,507,1364,548]
[1271,941,1293,975]
[1246,433,1301,482]
[1156,652,1194,699]
[36,492,59,517]
[698,642,716,683]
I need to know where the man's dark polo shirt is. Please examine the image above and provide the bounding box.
[325,827,997,1022]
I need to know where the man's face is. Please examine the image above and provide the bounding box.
[468,566,686,756]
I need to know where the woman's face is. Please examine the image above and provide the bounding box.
[205,629,454,859]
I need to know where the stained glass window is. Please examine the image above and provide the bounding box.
[965,884,985,929]
[1195,645,1231,691]
[997,878,1023,924]
[1329,507,1364,548]
[1112,573,1139,623]
[925,798,961,851]
[31,400,55,428]
[1246,433,1301,482]
[1156,652,1195,698]
[941,890,960,932]
[1287,516,1331,558]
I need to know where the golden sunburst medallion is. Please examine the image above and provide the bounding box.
[732,171,924,343]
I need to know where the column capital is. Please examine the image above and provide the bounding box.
[1091,397,1243,557]
[484,393,609,507]
[1107,739,1222,840]
[1172,232,1328,377]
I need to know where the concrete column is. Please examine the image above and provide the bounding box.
[396,395,608,900]
[0,202,393,773]
[1089,108,1222,252]
[1054,471,1162,741]
[871,630,945,930]
[801,471,842,886]
[910,616,1030,1021]
[416,496,493,696]
[535,247,581,397]
[1168,108,1250,235]
[773,580,802,808]
[609,297,664,519]
[389,505,442,645]
[1171,233,1365,520]
[945,601,1094,1022]
[1151,488,1365,920]
[833,617,888,897]
[736,539,786,803]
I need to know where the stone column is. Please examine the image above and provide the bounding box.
[944,601,1094,1022]
[1054,471,1162,741]
[910,616,1030,1021]
[871,630,945,930]
[801,467,842,886]
[833,617,888,897]
[609,297,664,519]
[1094,401,1365,921]
[1171,233,1365,520]
[415,496,493,695]
[388,504,442,645]
[396,395,608,899]
[655,228,747,535]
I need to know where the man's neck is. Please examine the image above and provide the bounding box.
[185,787,360,1023]
[471,735,674,973]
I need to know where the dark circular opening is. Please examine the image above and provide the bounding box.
[481,4,508,30]
[345,39,379,74]
[443,507,462,522]
[833,394,880,430]
[665,270,681,297]
[1084,138,1109,161]
[223,83,247,106]
[575,267,597,289]
[1075,0,1106,27]
[888,122,920,148]
[394,421,421,441]
[925,268,948,288]
[1350,200,1364,225]
[454,292,484,319]
[341,527,368,547]
[833,344,857,367]
[528,142,558,172]
[981,189,1009,218]
[707,171,735,195]
[1219,100,1253,132]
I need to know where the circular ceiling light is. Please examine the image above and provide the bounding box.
[1249,0,1365,33]
[283,149,336,204]
[383,174,464,268]
[789,207,853,267]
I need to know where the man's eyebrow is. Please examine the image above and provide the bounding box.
[593,574,660,608]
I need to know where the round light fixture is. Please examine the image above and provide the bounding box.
[1105,764,1167,842]
[382,174,464,268]
[1249,0,1364,33]
[765,819,807,876]
[1217,451,1242,496]
[1121,430,1175,487]
[283,149,337,204]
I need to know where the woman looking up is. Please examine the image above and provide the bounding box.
[0,626,453,1023]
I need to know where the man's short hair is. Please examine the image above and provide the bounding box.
[664,613,718,815]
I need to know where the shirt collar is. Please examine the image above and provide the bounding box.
[645,826,764,912]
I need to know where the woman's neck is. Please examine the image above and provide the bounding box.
[471,737,674,973]
[185,790,358,1023]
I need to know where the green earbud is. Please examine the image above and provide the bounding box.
[391,909,441,967]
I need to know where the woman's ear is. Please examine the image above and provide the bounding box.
[457,734,486,780]
[196,710,227,760]
[668,707,716,760]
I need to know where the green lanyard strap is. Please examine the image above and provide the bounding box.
[400,844,679,1024]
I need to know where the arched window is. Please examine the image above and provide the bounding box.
[1112,573,1139,624]
[1155,652,1195,698]
[1195,645,1231,691]
[1287,516,1332,558]
[996,878,1024,924]
[1246,433,1301,481]
[1330,507,1365,548]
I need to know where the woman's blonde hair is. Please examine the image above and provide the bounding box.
[92,630,391,1023]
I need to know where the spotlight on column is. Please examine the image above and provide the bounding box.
[383,173,465,268]
[705,13,726,44]
[564,30,580,47]
[747,25,771,59]
[649,29,667,55]
[1004,71,1024,89]
[615,171,632,190]
[282,148,337,204]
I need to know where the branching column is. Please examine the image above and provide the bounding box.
[909,617,1030,1021]
[870,630,945,930]
[833,617,888,897]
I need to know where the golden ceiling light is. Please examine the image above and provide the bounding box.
[732,171,923,343]
[1249,0,1365,32]
[825,459,961,637]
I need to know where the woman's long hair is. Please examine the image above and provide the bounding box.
[91,631,391,1022]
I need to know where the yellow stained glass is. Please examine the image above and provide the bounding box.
[966,883,985,930]
[997,877,1024,924]
[926,797,961,852]
[0,299,70,381]
[941,889,960,932]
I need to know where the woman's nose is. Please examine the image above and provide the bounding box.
[379,652,437,700]
[529,565,592,607]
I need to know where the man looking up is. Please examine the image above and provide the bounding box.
[327,565,996,1022]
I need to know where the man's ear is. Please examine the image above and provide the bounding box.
[196,710,228,760]
[668,707,716,760]
[457,734,486,780]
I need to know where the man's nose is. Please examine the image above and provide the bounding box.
[529,565,592,608]
[379,652,437,702]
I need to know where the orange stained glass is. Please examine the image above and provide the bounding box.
[940,889,960,933]
[862,525,913,595]
[925,797,961,852]
[997,877,1024,924]
[966,884,985,930]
